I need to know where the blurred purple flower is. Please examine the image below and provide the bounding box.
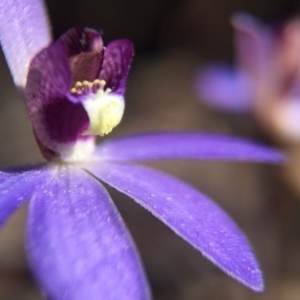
[0,1,286,299]
[195,13,300,143]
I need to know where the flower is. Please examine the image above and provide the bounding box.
[25,25,133,162]
[195,13,300,144]
[0,1,285,299]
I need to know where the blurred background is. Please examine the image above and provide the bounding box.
[1,0,300,299]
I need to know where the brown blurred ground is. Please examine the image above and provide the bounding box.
[0,0,300,299]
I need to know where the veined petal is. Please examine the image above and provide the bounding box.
[26,166,150,300]
[99,39,134,94]
[94,132,285,163]
[195,64,253,112]
[0,164,55,226]
[85,162,264,292]
[25,40,90,158]
[0,0,51,87]
[26,40,72,108]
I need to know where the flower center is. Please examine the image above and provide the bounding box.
[70,79,124,136]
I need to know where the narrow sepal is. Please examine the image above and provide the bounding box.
[26,166,151,300]
[0,0,51,87]
[86,162,264,292]
[95,132,285,163]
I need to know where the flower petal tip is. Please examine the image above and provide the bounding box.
[265,150,287,164]
[229,266,264,293]
[254,282,265,293]
[230,12,260,29]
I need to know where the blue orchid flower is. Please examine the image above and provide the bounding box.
[195,13,300,143]
[0,1,286,299]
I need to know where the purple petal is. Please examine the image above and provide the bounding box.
[195,64,253,112]
[42,99,89,143]
[26,39,72,104]
[0,0,51,87]
[25,40,89,147]
[94,132,285,163]
[85,162,264,292]
[0,165,54,226]
[26,166,150,300]
[231,13,273,78]
[99,39,134,94]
